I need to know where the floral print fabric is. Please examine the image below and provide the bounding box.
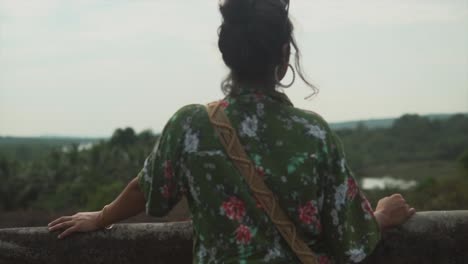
[138,89,381,263]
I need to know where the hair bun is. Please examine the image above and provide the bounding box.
[219,0,254,25]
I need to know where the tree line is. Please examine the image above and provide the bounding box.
[0,114,467,213]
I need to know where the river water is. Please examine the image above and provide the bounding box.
[362,177,417,190]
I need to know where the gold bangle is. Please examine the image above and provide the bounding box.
[98,205,114,229]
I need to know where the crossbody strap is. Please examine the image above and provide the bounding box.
[206,101,317,264]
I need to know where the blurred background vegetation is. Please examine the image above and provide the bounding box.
[0,113,467,228]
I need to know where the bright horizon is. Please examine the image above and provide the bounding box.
[1,0,467,137]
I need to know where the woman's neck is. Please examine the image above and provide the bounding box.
[233,79,276,94]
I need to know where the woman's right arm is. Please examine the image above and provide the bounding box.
[48,176,146,239]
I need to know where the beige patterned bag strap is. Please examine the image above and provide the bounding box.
[206,101,317,264]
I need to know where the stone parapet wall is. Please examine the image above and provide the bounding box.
[363,211,468,264]
[1,211,467,264]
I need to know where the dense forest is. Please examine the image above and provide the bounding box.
[337,114,468,210]
[0,128,156,212]
[0,114,467,224]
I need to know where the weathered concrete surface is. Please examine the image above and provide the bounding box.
[1,211,467,264]
[363,211,468,264]
[0,222,193,264]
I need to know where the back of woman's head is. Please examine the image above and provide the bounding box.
[218,0,316,96]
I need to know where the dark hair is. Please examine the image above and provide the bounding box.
[218,0,317,97]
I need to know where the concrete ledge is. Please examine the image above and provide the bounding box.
[0,222,193,264]
[1,211,467,264]
[363,211,468,264]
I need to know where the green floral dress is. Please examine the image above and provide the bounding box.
[138,89,381,263]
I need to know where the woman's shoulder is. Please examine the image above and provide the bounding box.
[289,106,333,133]
[169,104,207,122]
[158,104,208,134]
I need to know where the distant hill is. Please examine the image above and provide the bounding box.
[330,118,395,130]
[329,113,468,130]
[0,136,101,147]
[0,136,102,161]
[1,113,466,152]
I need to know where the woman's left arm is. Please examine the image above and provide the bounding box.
[48,176,146,239]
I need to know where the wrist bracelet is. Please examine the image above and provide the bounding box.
[98,205,114,230]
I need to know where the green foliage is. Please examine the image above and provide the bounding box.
[365,176,468,211]
[85,181,126,211]
[0,137,101,162]
[0,130,158,212]
[458,150,468,176]
[342,114,468,211]
[110,127,137,147]
[337,114,468,173]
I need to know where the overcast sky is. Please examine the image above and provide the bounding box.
[1,0,467,137]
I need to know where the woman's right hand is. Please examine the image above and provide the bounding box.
[48,211,103,239]
[374,193,416,230]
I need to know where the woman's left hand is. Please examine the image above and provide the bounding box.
[48,211,102,239]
